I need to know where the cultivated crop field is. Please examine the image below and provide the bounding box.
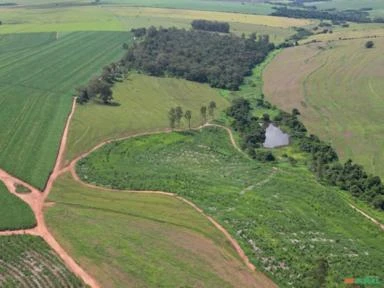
[264,37,384,177]
[0,235,85,287]
[0,5,308,43]
[65,73,228,162]
[76,127,384,287]
[0,31,130,189]
[45,173,273,288]
[0,181,35,231]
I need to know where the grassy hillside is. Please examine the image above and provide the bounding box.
[76,127,384,287]
[264,38,384,177]
[0,235,85,287]
[45,173,272,288]
[0,31,130,189]
[0,181,35,231]
[65,73,229,162]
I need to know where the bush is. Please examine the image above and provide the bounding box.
[365,41,374,48]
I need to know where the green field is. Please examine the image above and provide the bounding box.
[45,173,272,288]
[75,127,384,287]
[0,181,35,231]
[0,235,85,287]
[304,0,384,18]
[264,37,384,177]
[0,31,130,189]
[65,73,229,162]
[10,0,275,15]
[0,5,308,43]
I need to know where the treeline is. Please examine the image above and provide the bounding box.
[225,98,384,210]
[75,62,126,104]
[271,7,377,23]
[123,27,274,90]
[191,19,230,33]
[226,98,274,162]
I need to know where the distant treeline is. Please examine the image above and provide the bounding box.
[271,7,384,23]
[191,19,230,33]
[226,98,384,211]
[123,27,274,90]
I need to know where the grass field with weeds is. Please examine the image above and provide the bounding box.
[76,127,384,287]
[0,181,35,231]
[0,235,86,287]
[264,37,384,177]
[45,173,270,288]
[65,73,229,162]
[0,31,130,189]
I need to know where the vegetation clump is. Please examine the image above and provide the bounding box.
[365,40,374,48]
[191,19,230,33]
[123,27,274,90]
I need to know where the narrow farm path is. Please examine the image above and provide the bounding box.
[1,97,383,288]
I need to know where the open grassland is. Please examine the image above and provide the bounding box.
[0,6,308,43]
[76,127,384,287]
[264,38,384,177]
[65,73,229,162]
[0,235,85,287]
[0,31,130,189]
[45,173,270,288]
[0,181,35,231]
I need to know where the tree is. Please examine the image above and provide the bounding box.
[168,108,177,129]
[75,86,89,104]
[365,40,374,48]
[175,106,183,127]
[200,106,207,124]
[184,110,192,129]
[262,113,270,122]
[292,108,301,116]
[208,101,217,119]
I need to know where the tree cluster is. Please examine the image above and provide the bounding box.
[226,98,273,161]
[273,108,384,211]
[271,7,374,23]
[123,27,274,90]
[168,101,216,129]
[191,19,230,33]
[75,62,125,104]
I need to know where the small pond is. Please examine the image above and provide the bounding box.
[263,124,290,148]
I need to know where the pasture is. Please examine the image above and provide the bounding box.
[65,73,229,162]
[0,181,35,231]
[0,31,130,189]
[264,37,384,177]
[0,235,85,287]
[76,127,384,287]
[45,173,272,288]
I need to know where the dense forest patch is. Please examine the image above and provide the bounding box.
[123,27,274,90]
